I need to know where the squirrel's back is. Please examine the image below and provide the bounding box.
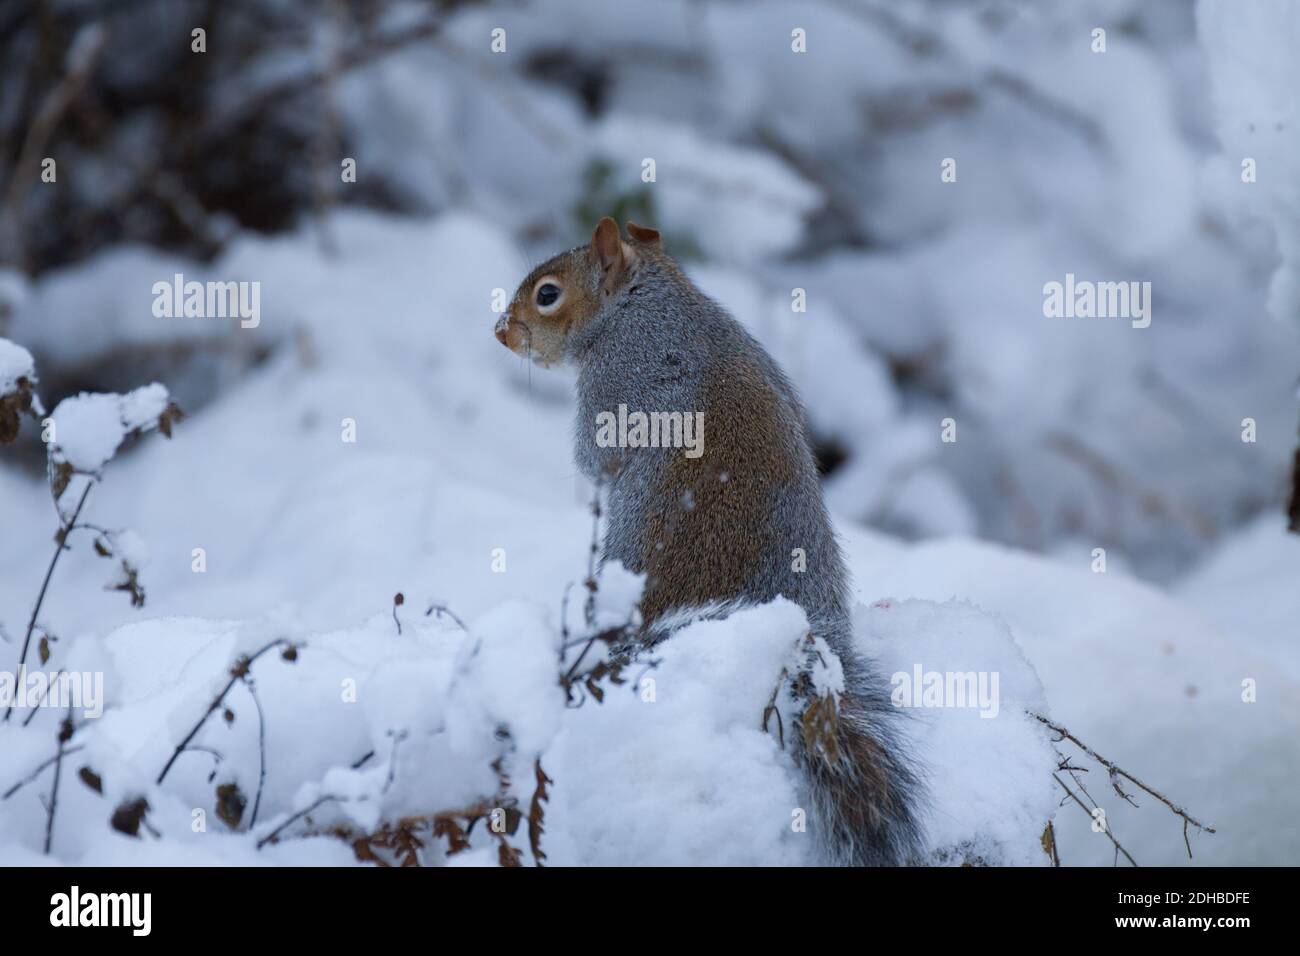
[573,270,848,633]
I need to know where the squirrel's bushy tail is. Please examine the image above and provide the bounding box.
[646,604,923,865]
[794,636,924,867]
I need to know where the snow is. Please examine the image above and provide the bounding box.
[1176,515,1300,680]
[857,599,1058,866]
[118,384,170,433]
[547,601,812,866]
[104,529,150,572]
[0,205,1294,866]
[0,338,35,395]
[2,2,1298,867]
[1198,0,1300,327]
[841,527,1300,866]
[1,578,1056,866]
[6,248,262,372]
[47,383,171,474]
[591,115,821,264]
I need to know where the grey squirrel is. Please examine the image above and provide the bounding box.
[495,218,923,866]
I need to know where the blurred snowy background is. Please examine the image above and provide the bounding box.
[1,0,1298,866]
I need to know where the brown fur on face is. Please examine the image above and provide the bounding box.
[495,248,591,367]
[494,218,646,367]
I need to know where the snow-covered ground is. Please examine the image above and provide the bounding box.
[1,210,1295,866]
[2,0,1299,867]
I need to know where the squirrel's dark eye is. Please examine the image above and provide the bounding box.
[536,283,561,307]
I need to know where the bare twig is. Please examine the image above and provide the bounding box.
[1056,754,1133,864]
[21,667,65,727]
[2,24,108,269]
[1036,712,1216,859]
[424,602,467,631]
[560,634,602,689]
[4,481,93,724]
[583,490,602,630]
[180,745,225,780]
[256,795,340,849]
[2,744,85,800]
[43,710,74,854]
[144,170,228,255]
[818,0,1104,146]
[1044,431,1217,541]
[156,638,292,785]
[200,17,445,139]
[244,674,268,829]
[1053,772,1138,867]
[382,731,406,795]
[558,581,574,646]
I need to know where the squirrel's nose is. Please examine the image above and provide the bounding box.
[494,314,510,346]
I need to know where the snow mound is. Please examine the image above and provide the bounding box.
[1,580,1062,866]
[546,599,814,866]
[856,598,1057,866]
[842,527,1300,865]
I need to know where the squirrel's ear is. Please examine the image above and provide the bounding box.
[626,221,661,246]
[590,216,626,276]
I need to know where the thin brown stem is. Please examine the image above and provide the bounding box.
[1052,772,1137,867]
[256,795,339,849]
[1035,712,1216,852]
[424,602,467,631]
[4,482,93,724]
[2,744,85,800]
[244,675,268,830]
[43,711,73,854]
[156,639,290,785]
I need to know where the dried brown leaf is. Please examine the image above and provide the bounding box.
[79,766,103,793]
[110,797,149,837]
[215,782,246,829]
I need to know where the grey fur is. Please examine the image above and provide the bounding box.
[565,245,925,866]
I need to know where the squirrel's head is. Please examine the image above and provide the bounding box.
[494,217,662,368]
